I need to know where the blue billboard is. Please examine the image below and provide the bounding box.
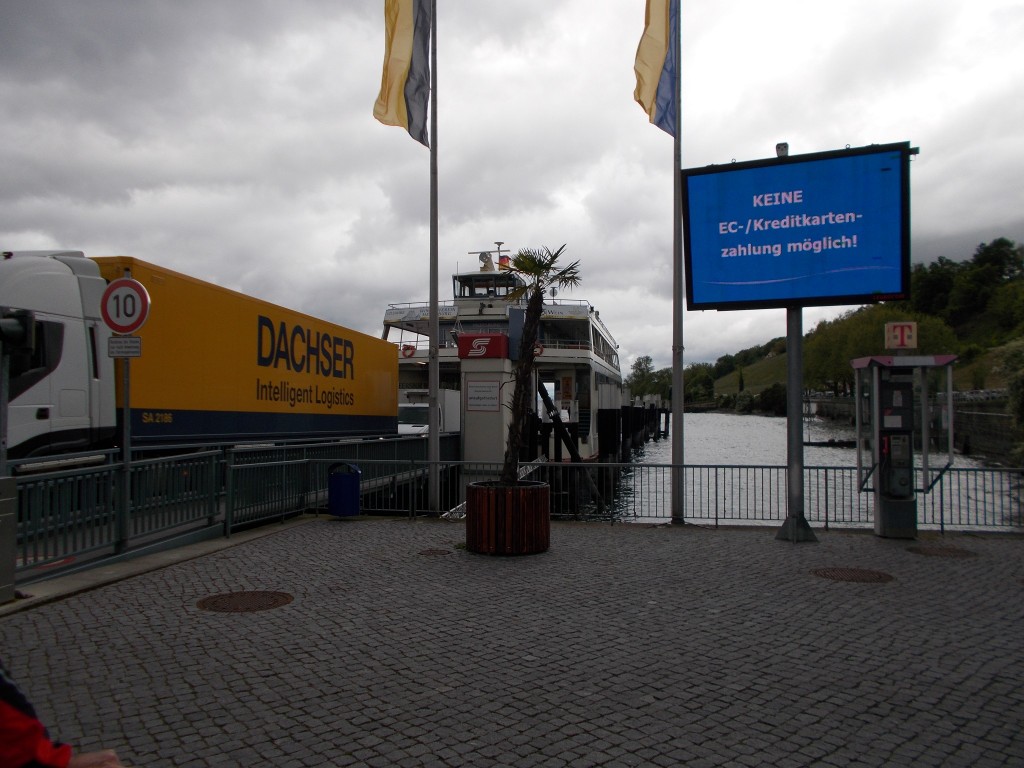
[682,142,914,310]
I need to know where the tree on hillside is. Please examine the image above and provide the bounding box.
[683,362,715,403]
[625,355,673,401]
[973,237,1024,281]
[994,338,1024,464]
[910,238,1024,341]
[713,353,736,379]
[625,355,655,395]
[650,367,672,401]
[907,256,961,316]
[989,281,1024,338]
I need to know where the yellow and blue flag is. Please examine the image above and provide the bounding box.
[374,0,431,146]
[634,0,678,137]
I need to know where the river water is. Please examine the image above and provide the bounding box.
[633,411,983,468]
[596,412,1006,526]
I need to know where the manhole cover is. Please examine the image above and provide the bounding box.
[196,591,294,612]
[906,545,977,558]
[419,548,452,556]
[812,567,894,583]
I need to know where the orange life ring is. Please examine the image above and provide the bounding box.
[533,343,544,356]
[401,345,416,358]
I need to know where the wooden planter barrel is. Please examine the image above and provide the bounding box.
[465,481,550,556]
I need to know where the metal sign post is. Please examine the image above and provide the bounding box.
[117,355,131,553]
[101,274,150,553]
[774,142,815,543]
[776,306,816,542]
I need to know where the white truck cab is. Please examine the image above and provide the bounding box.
[0,251,116,457]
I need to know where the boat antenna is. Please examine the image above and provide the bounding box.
[469,242,507,273]
[467,241,507,259]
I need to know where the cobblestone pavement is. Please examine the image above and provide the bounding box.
[2,518,1023,767]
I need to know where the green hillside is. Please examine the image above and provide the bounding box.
[712,344,1011,396]
[715,353,788,396]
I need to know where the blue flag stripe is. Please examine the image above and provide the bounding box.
[652,0,678,136]
[634,0,678,138]
[404,0,431,146]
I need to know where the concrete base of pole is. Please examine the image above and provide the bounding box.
[775,514,817,543]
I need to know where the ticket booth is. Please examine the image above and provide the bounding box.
[852,355,957,538]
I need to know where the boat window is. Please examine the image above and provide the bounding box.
[455,273,524,299]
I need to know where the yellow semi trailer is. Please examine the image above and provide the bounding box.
[1,251,397,457]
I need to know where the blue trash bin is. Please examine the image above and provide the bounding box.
[327,463,361,517]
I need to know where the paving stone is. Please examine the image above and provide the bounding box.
[1,520,1022,766]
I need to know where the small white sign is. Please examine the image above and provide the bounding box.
[108,336,142,358]
[466,379,501,412]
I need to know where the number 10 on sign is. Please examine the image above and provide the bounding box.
[101,278,151,334]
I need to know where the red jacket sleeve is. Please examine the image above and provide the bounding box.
[0,699,72,767]
[0,662,72,768]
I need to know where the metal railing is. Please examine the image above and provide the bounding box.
[529,461,1021,531]
[10,448,1022,583]
[395,460,1022,531]
[10,437,459,580]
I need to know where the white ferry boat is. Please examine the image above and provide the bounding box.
[381,246,625,461]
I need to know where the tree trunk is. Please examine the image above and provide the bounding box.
[500,288,544,485]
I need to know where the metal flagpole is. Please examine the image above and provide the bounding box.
[670,1,685,523]
[427,0,440,514]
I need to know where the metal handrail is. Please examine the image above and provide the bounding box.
[11,450,1022,584]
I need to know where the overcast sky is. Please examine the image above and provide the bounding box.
[2,1,1022,370]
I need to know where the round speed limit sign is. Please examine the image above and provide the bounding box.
[101,278,151,334]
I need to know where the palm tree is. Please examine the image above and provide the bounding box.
[499,244,581,485]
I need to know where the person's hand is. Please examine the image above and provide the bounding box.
[68,750,127,767]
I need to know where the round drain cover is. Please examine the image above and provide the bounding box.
[812,567,894,583]
[906,545,976,558]
[196,590,294,612]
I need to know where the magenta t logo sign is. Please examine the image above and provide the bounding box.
[885,322,918,350]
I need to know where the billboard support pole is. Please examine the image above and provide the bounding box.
[774,142,815,543]
[776,305,816,542]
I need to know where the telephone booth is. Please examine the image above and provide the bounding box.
[852,355,957,538]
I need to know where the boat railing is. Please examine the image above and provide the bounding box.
[539,339,591,351]
[386,297,596,315]
[386,299,458,312]
[395,336,618,368]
